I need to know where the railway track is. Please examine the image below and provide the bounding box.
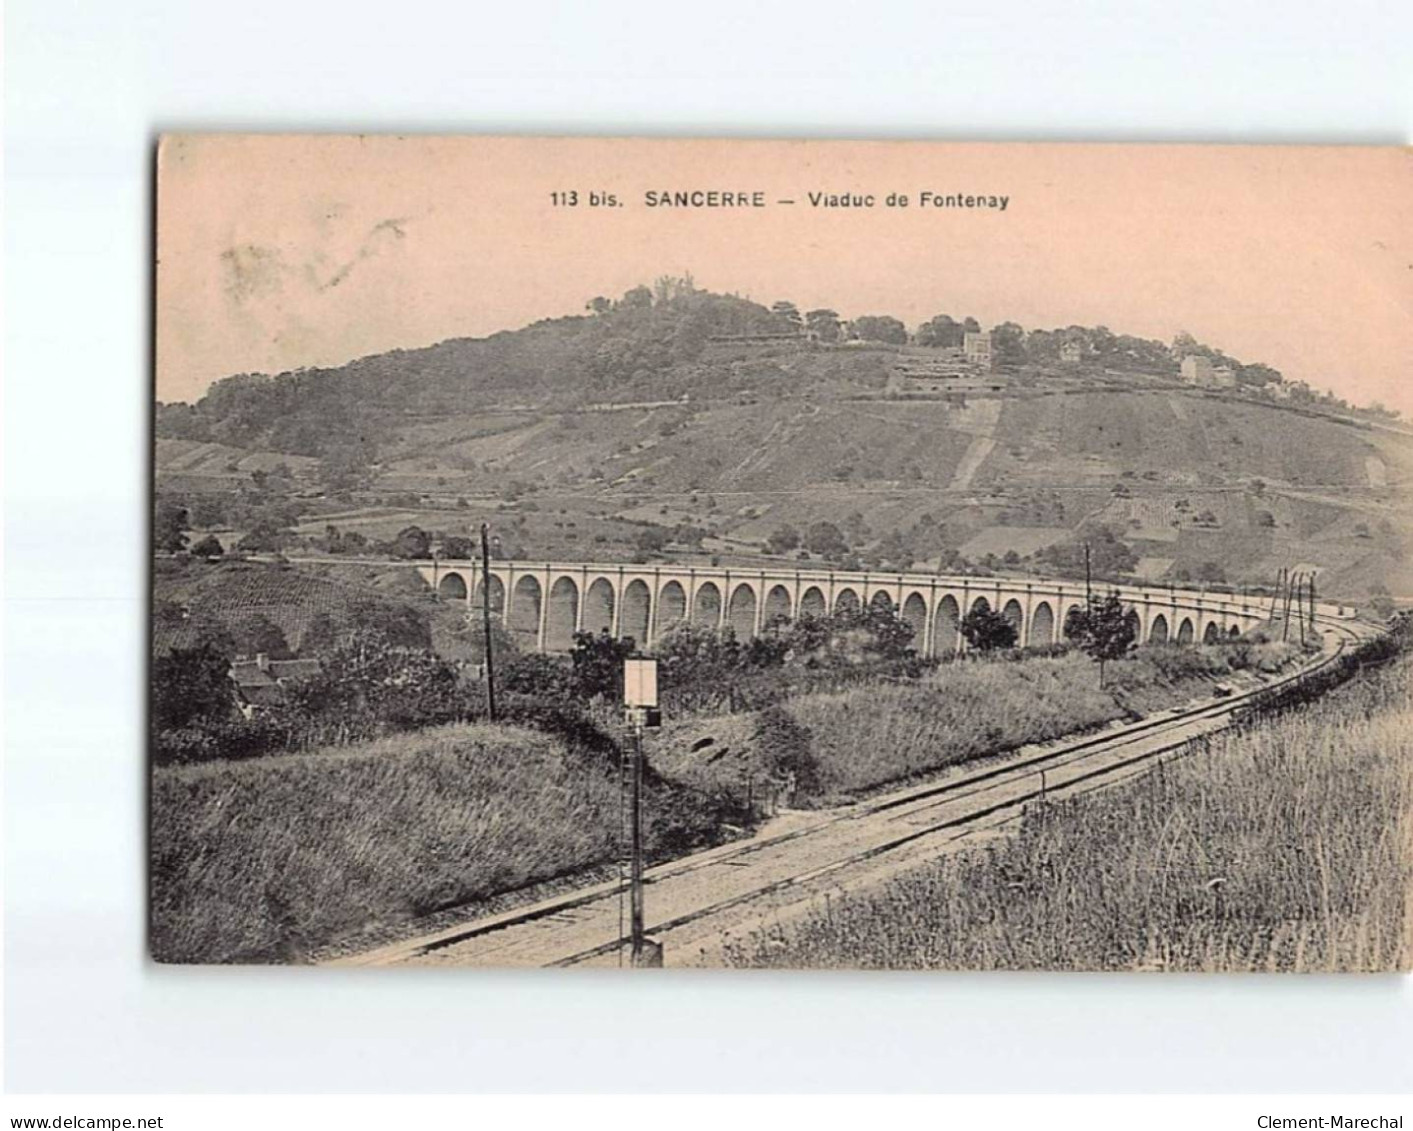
[333,617,1373,969]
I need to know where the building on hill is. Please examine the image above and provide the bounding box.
[963,330,994,369]
[1181,354,1216,386]
[1181,356,1238,390]
[229,653,322,718]
[1059,339,1083,364]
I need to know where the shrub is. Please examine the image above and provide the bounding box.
[190,534,225,558]
[752,705,821,796]
[499,653,576,699]
[960,606,1017,652]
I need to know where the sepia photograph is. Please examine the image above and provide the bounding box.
[150,136,1413,971]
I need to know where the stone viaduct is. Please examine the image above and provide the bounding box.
[416,559,1340,656]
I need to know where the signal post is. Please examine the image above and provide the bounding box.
[622,658,663,968]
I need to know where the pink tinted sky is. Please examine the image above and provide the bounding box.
[157,136,1413,413]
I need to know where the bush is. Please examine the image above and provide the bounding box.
[152,642,235,732]
[960,606,1018,652]
[499,653,576,699]
[190,534,224,558]
[153,716,294,766]
[752,705,821,796]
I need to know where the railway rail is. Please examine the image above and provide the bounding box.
[333,615,1376,968]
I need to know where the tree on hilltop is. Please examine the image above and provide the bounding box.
[653,274,697,305]
[993,321,1027,363]
[916,314,980,344]
[851,315,908,345]
[805,309,842,343]
[915,314,964,348]
[771,301,803,330]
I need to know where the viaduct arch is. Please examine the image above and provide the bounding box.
[418,559,1337,657]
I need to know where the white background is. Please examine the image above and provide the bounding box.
[5,0,1413,1095]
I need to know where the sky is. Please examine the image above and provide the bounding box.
[156,136,1413,414]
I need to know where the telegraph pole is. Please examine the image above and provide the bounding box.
[1084,541,1092,605]
[629,712,645,962]
[622,658,662,968]
[479,522,498,722]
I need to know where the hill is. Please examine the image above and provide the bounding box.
[154,285,1413,605]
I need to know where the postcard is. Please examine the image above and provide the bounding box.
[152,136,1412,969]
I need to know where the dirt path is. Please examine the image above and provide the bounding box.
[947,400,1003,490]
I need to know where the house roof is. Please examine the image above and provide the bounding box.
[228,658,322,708]
[229,663,277,689]
[229,658,321,683]
[268,658,322,681]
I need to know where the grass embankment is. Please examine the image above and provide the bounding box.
[724,653,1412,971]
[151,722,733,963]
[656,643,1296,808]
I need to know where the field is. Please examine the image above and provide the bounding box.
[150,721,734,963]
[652,643,1297,808]
[155,438,320,486]
[723,653,1413,971]
[152,558,450,655]
[163,380,1413,603]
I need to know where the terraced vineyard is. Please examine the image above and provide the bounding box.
[152,559,441,655]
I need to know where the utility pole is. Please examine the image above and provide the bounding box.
[622,658,662,968]
[479,522,498,722]
[629,712,645,962]
[1296,573,1306,648]
[1084,541,1092,605]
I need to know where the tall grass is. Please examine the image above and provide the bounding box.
[724,657,1412,971]
[796,655,1121,801]
[151,722,730,963]
[660,645,1278,808]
